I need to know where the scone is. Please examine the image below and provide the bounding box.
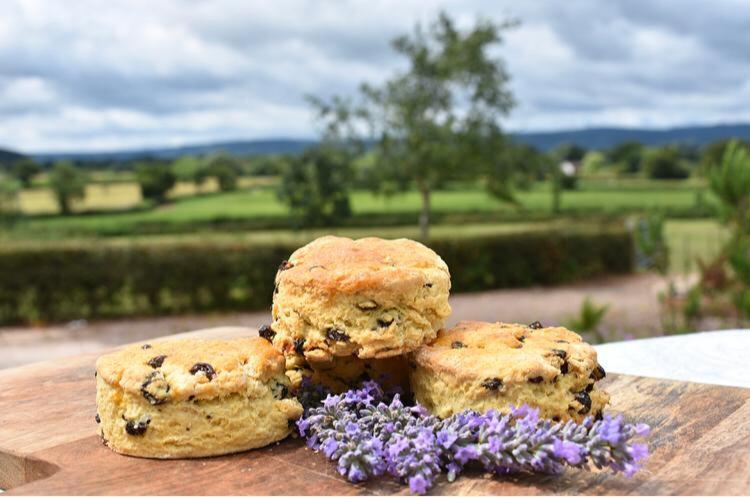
[95,337,302,458]
[410,321,609,422]
[269,236,451,387]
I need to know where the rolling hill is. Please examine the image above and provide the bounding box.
[0,148,26,166]
[27,123,750,162]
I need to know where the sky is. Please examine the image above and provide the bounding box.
[1,0,749,153]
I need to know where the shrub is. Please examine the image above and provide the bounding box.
[0,228,633,324]
[643,147,690,180]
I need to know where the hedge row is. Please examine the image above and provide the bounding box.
[0,229,633,324]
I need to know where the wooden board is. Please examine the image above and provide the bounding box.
[1,326,749,495]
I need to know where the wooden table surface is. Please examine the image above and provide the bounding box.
[1,326,749,495]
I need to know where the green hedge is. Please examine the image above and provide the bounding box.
[0,229,633,324]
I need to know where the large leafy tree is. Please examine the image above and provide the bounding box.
[135,161,176,204]
[608,141,644,174]
[49,161,87,215]
[11,158,41,187]
[311,12,516,238]
[206,153,241,191]
[278,145,352,227]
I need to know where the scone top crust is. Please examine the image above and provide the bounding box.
[96,337,285,402]
[413,321,598,383]
[276,236,450,296]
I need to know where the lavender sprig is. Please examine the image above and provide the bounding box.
[297,381,651,494]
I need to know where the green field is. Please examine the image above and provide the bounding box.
[2,180,713,239]
[1,177,724,275]
[12,176,277,215]
[664,218,728,274]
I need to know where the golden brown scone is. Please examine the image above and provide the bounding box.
[95,338,302,459]
[410,321,609,422]
[269,236,451,387]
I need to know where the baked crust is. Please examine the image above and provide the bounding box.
[271,236,451,368]
[96,337,284,402]
[95,337,302,458]
[411,321,610,421]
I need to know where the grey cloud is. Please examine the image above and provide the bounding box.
[0,0,748,152]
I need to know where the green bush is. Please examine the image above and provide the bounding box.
[0,228,633,324]
[644,147,690,180]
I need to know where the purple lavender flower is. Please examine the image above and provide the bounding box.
[553,439,583,465]
[295,381,651,495]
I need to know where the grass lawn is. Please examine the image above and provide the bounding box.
[664,219,728,274]
[4,180,713,239]
[0,220,572,250]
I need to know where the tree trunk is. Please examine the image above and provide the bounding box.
[552,167,561,214]
[418,184,430,240]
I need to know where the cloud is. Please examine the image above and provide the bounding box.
[0,0,748,152]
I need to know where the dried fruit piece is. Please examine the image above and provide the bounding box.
[590,364,606,381]
[451,341,464,349]
[326,328,350,342]
[528,376,544,383]
[141,344,152,350]
[95,413,101,424]
[481,378,503,390]
[529,321,543,329]
[258,324,276,342]
[278,260,294,271]
[270,380,290,399]
[575,390,592,414]
[551,349,567,359]
[124,415,151,436]
[190,363,216,381]
[141,371,170,405]
[147,355,167,368]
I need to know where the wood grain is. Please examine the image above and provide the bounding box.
[1,326,748,495]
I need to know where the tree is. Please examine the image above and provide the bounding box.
[709,140,750,233]
[49,161,87,215]
[248,155,287,176]
[171,156,207,185]
[206,153,240,191]
[135,162,176,204]
[688,140,750,321]
[277,146,352,227]
[643,147,689,179]
[310,12,517,238]
[11,158,41,187]
[608,141,643,174]
[0,176,21,220]
[700,138,750,174]
[487,142,549,196]
[554,143,586,162]
[549,143,584,213]
[581,151,607,175]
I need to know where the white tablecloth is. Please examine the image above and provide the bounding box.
[594,329,749,388]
